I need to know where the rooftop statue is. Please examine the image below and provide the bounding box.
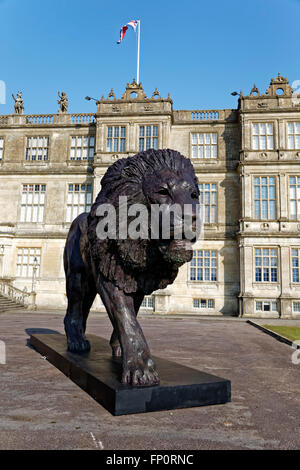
[58,91,68,113]
[12,91,24,114]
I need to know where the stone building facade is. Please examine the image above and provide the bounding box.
[0,74,300,318]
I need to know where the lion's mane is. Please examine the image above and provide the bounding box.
[87,149,198,294]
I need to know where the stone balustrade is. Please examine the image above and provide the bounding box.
[0,279,32,306]
[26,114,54,124]
[70,113,96,124]
[0,113,96,126]
[173,109,237,123]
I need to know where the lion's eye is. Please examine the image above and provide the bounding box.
[157,188,169,196]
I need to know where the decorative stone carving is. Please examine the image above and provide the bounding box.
[57,91,68,113]
[121,79,147,100]
[260,152,268,159]
[152,88,160,99]
[257,102,268,108]
[108,89,116,100]
[261,222,269,230]
[265,73,294,97]
[250,84,260,96]
[12,91,24,114]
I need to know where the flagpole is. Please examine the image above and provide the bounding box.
[137,20,140,83]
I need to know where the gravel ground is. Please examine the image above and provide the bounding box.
[0,310,299,450]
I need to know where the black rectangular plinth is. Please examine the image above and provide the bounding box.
[30,333,231,416]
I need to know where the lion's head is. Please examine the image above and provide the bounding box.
[87,149,200,294]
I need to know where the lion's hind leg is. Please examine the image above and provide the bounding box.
[64,271,92,353]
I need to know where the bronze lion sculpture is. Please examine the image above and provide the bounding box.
[63,148,200,387]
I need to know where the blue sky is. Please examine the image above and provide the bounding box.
[0,0,299,114]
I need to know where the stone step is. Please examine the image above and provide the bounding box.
[0,292,26,312]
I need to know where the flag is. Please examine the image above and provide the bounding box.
[117,20,138,44]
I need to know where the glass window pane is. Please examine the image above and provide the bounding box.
[260,123,266,134]
[288,135,294,149]
[259,136,266,149]
[253,135,259,150]
[106,140,112,152]
[267,136,273,149]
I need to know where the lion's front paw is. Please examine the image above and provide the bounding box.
[122,357,160,387]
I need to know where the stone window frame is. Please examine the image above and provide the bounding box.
[193,298,215,309]
[189,249,218,283]
[251,122,275,151]
[291,247,300,284]
[105,125,127,153]
[288,175,300,221]
[141,296,154,309]
[254,247,279,284]
[138,125,159,152]
[16,247,41,278]
[0,136,4,161]
[20,183,46,223]
[70,135,95,161]
[286,121,300,150]
[65,183,93,223]
[190,132,218,159]
[293,301,300,313]
[253,175,277,220]
[255,299,278,313]
[25,135,50,162]
[198,182,218,224]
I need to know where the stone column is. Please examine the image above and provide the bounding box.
[93,167,105,197]
[129,122,135,153]
[280,245,292,318]
[53,114,70,125]
[0,249,3,277]
[153,290,171,314]
[279,174,287,220]
[241,173,251,219]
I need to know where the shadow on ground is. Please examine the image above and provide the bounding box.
[25,328,61,348]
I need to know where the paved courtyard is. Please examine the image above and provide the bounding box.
[0,310,299,450]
